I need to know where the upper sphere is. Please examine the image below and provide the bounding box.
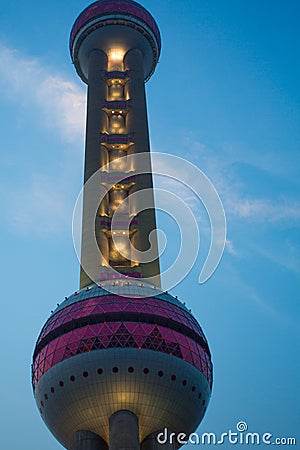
[70,0,161,83]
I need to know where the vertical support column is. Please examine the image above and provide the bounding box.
[124,49,161,287]
[80,50,108,289]
[73,430,108,450]
[109,410,140,450]
[84,49,108,182]
[141,431,176,450]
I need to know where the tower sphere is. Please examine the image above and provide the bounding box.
[32,280,212,449]
[70,0,161,83]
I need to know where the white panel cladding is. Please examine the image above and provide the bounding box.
[35,348,211,449]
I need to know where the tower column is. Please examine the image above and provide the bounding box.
[73,430,108,450]
[109,410,140,450]
[141,431,176,450]
[124,49,161,286]
[84,49,108,181]
[80,50,108,288]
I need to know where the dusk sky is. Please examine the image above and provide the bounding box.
[0,1,299,448]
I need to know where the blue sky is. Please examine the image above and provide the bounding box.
[0,1,299,448]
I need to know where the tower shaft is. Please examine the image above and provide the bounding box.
[80,48,161,289]
[73,430,108,450]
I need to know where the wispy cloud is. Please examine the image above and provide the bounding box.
[179,135,300,224]
[2,174,73,235]
[153,138,300,273]
[225,239,237,256]
[225,194,300,222]
[0,45,86,142]
[0,45,85,235]
[253,240,300,276]
[219,262,299,332]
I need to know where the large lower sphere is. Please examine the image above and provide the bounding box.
[32,280,212,449]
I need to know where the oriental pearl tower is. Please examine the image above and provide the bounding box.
[32,2,213,449]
